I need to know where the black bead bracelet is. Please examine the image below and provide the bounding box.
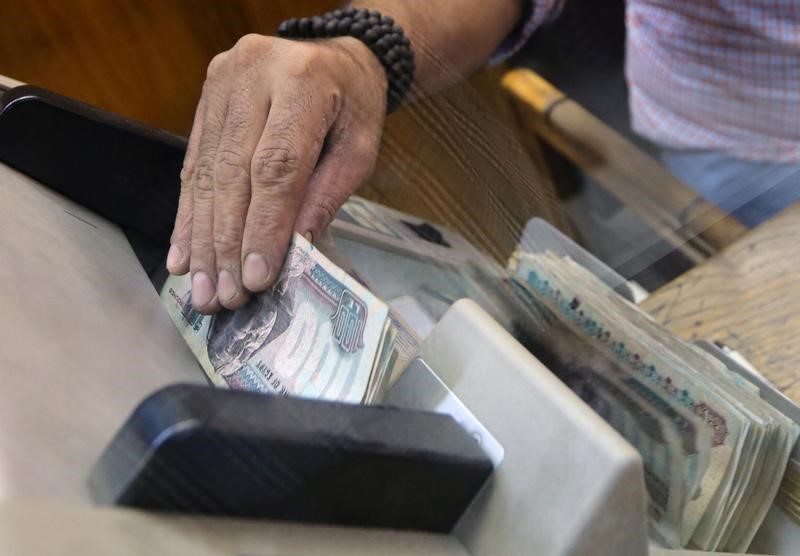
[277,7,415,113]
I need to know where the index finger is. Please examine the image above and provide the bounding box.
[241,86,338,291]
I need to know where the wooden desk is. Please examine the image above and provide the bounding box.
[642,204,800,402]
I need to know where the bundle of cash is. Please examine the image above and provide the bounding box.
[162,233,402,404]
[508,251,799,553]
[697,342,800,529]
[778,458,800,518]
[767,398,800,526]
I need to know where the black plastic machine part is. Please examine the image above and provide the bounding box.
[0,85,185,281]
[90,384,493,532]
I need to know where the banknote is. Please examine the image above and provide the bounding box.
[161,233,395,404]
[507,251,798,552]
[508,273,707,546]
[337,197,404,240]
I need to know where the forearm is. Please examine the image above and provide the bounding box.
[349,0,524,95]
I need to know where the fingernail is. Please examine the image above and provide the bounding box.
[303,231,313,243]
[166,244,184,271]
[191,272,215,308]
[217,270,238,303]
[243,253,271,290]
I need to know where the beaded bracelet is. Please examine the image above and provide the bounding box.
[277,7,415,113]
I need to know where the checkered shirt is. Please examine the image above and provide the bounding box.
[496,1,800,162]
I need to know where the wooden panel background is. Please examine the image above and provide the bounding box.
[0,1,568,261]
[0,0,339,134]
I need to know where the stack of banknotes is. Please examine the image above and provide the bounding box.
[778,458,800,517]
[161,233,408,404]
[508,251,799,553]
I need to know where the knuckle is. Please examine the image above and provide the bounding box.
[179,161,195,186]
[206,52,228,80]
[311,193,340,225]
[234,33,270,60]
[251,145,301,187]
[213,228,242,257]
[193,159,216,195]
[170,228,189,246]
[215,149,250,188]
[196,163,215,184]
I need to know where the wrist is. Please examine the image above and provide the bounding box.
[328,36,389,100]
[277,8,415,112]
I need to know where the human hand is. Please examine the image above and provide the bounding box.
[166,34,387,313]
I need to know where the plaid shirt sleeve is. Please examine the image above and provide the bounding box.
[490,0,567,64]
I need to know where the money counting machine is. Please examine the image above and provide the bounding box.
[0,82,792,555]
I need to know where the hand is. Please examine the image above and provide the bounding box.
[167,34,388,313]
